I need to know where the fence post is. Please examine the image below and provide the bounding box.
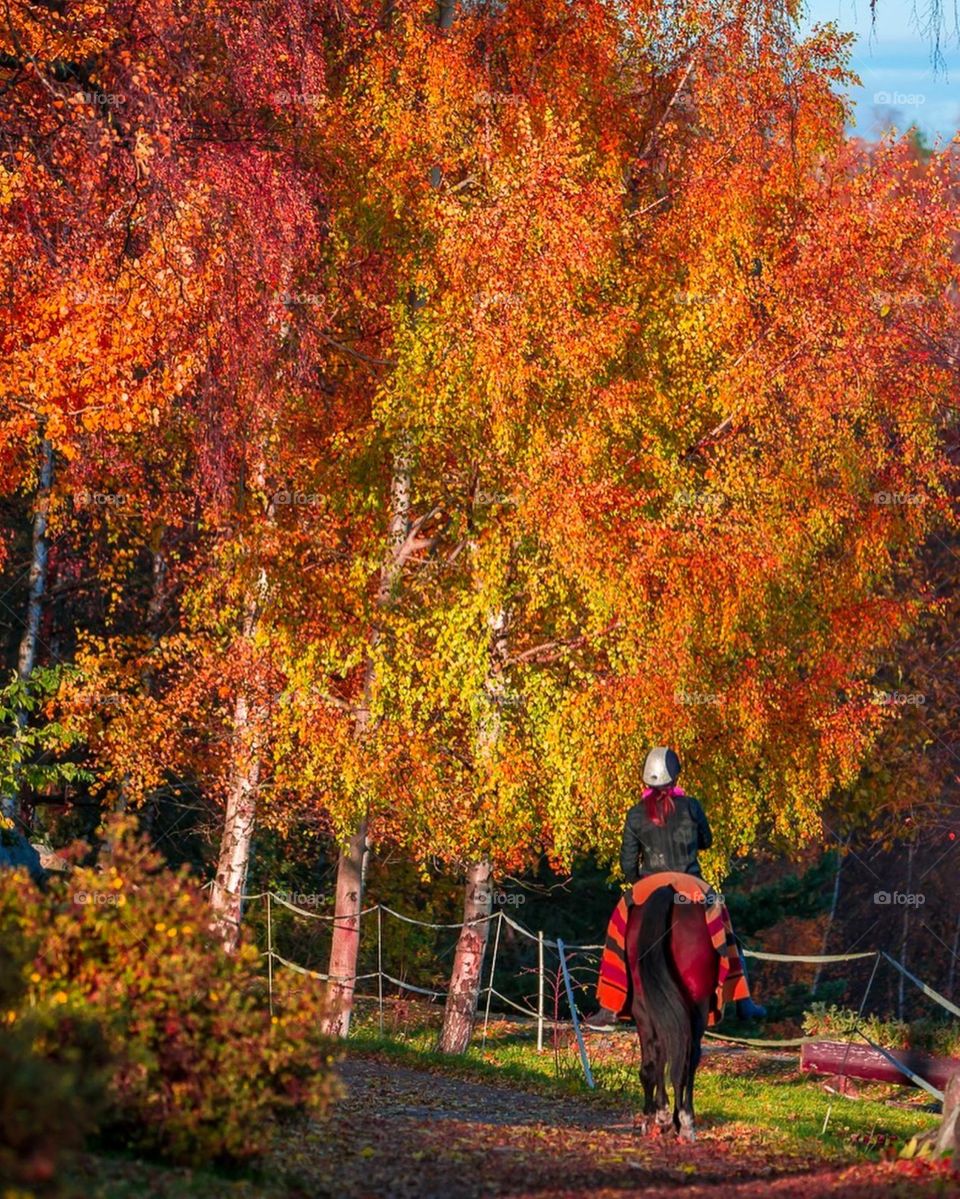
[266,891,274,1019]
[556,936,594,1089]
[537,929,545,1053]
[481,910,504,1050]
[377,905,384,1036]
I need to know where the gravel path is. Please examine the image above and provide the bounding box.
[287,1056,951,1198]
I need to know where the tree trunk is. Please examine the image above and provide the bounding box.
[439,858,494,1053]
[210,586,264,948]
[812,844,844,997]
[322,827,369,1037]
[903,1069,960,1161]
[935,1070,960,1157]
[4,438,54,825]
[897,839,915,1021]
[18,438,54,683]
[947,906,960,1000]
[440,606,508,1054]
[321,451,411,1037]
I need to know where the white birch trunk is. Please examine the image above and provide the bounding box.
[17,438,53,682]
[440,858,494,1054]
[4,438,54,825]
[321,451,410,1037]
[324,0,451,1027]
[209,584,265,948]
[440,606,508,1054]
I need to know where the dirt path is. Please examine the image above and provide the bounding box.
[293,1057,950,1198]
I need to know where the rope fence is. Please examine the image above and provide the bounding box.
[198,882,954,1103]
[231,887,957,1100]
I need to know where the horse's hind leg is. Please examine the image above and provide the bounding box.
[638,1050,659,1134]
[633,1004,659,1135]
[676,1004,707,1143]
[647,1035,671,1136]
[670,1046,692,1140]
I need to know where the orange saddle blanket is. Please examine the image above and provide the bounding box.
[595,872,749,1026]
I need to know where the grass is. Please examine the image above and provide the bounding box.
[348,1007,942,1162]
[63,1008,945,1197]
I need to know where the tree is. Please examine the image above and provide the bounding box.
[367,0,957,1049]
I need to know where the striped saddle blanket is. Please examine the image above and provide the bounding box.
[595,871,749,1027]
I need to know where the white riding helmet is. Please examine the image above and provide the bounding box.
[643,746,681,788]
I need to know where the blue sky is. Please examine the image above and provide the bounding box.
[799,1,960,143]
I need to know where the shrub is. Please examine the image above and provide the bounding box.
[0,816,339,1169]
[802,1003,960,1057]
[0,895,111,1194]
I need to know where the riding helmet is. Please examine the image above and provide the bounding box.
[643,746,681,788]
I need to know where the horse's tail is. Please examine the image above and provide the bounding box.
[636,884,692,1076]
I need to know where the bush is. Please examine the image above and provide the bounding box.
[802,1003,960,1057]
[0,889,110,1194]
[0,817,339,1170]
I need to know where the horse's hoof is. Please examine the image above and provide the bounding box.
[678,1126,696,1144]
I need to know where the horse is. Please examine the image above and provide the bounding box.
[624,882,719,1142]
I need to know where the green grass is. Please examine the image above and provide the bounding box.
[63,1012,944,1196]
[348,1010,942,1163]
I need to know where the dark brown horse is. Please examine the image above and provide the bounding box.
[625,883,719,1142]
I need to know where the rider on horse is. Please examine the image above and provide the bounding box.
[587,745,766,1031]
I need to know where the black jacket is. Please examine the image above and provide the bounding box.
[619,793,712,883]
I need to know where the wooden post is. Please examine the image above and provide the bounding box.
[481,910,503,1049]
[377,905,384,1036]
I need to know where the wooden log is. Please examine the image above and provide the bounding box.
[801,1039,960,1092]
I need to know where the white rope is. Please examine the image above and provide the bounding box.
[270,893,380,922]
[254,894,960,1033]
[857,1029,946,1102]
[881,951,960,1019]
[743,948,877,963]
[378,903,498,929]
[497,910,603,950]
[378,971,448,999]
[267,950,380,983]
[486,986,545,1019]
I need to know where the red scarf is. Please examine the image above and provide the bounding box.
[643,784,685,826]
